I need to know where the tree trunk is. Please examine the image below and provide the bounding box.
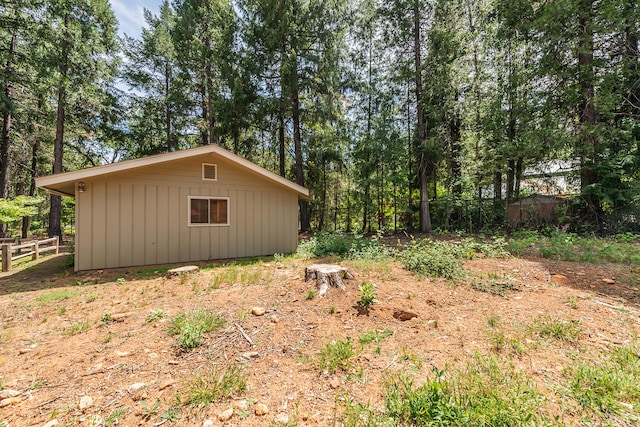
[165,62,172,152]
[414,1,431,233]
[22,138,39,238]
[49,24,69,242]
[290,50,309,231]
[305,264,354,297]
[200,86,208,145]
[577,0,598,218]
[278,112,285,177]
[0,31,16,238]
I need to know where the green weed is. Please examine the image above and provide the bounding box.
[64,321,89,336]
[37,289,79,304]
[530,316,583,342]
[565,343,640,421]
[146,309,167,323]
[105,407,127,426]
[315,337,355,373]
[186,364,246,407]
[358,282,377,308]
[385,355,545,425]
[399,240,464,279]
[160,405,181,422]
[359,329,393,345]
[140,400,160,420]
[168,309,225,352]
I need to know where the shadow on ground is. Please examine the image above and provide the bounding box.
[0,251,273,297]
[0,253,75,296]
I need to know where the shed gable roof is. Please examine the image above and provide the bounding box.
[35,145,312,200]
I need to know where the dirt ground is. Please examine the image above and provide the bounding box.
[1,247,639,426]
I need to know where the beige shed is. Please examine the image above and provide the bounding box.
[36,145,312,271]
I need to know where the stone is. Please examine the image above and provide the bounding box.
[0,397,21,407]
[550,274,568,285]
[233,400,248,411]
[274,413,289,424]
[202,420,214,427]
[270,315,279,324]
[329,377,340,389]
[0,389,20,399]
[166,265,199,279]
[78,395,93,410]
[115,350,129,357]
[42,420,59,427]
[128,382,145,392]
[393,310,418,321]
[255,403,269,416]
[251,307,266,316]
[602,278,615,284]
[218,408,233,422]
[242,351,260,360]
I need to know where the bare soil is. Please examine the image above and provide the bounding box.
[1,248,639,426]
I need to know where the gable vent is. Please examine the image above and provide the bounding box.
[202,163,217,181]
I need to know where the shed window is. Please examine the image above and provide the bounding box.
[189,197,229,226]
[202,163,217,181]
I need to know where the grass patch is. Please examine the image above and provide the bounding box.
[37,289,79,304]
[146,309,167,323]
[168,309,225,352]
[565,343,640,422]
[64,321,89,336]
[530,316,583,342]
[134,267,170,279]
[186,364,246,407]
[359,329,393,345]
[385,354,545,425]
[105,407,128,426]
[315,337,356,373]
[508,231,640,265]
[471,272,519,296]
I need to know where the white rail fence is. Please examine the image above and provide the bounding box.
[1,236,59,272]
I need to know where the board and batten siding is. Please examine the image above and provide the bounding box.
[74,155,299,271]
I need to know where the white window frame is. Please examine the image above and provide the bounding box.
[188,196,230,227]
[202,163,218,181]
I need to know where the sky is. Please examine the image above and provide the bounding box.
[110,0,163,38]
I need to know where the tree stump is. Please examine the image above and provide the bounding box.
[305,264,354,296]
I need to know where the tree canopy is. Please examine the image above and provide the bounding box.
[1,0,639,236]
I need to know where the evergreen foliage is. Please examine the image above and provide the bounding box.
[0,0,639,235]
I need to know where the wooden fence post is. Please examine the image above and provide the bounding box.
[54,236,59,254]
[33,241,39,261]
[2,244,12,272]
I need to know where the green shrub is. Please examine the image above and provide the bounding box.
[297,232,391,260]
[399,240,464,279]
[358,282,377,308]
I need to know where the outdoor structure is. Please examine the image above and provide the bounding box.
[506,195,568,228]
[36,145,311,271]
